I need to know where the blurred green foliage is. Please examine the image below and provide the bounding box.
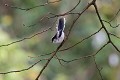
[0,0,120,80]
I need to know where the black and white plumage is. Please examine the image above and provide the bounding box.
[52,17,66,43]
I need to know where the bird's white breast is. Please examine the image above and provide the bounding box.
[52,32,64,43]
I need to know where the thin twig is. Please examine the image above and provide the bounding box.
[109,33,120,39]
[49,0,81,18]
[60,27,103,52]
[24,12,50,28]
[1,0,120,80]
[65,0,96,40]
[102,20,120,28]
[109,8,120,22]
[54,55,65,67]
[56,42,109,64]
[110,42,120,53]
[0,27,52,48]
[0,0,82,48]
[35,41,65,80]
[5,0,62,11]
[0,59,48,74]
[93,57,104,80]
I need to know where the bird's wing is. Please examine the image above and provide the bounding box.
[58,30,63,38]
[57,17,66,31]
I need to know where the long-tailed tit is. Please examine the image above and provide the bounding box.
[52,17,66,43]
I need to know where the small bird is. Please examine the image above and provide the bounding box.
[52,17,66,43]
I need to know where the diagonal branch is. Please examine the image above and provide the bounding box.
[35,41,65,80]
[27,0,81,28]
[93,57,103,80]
[24,12,51,28]
[109,8,120,22]
[110,42,120,53]
[65,0,96,41]
[93,3,111,41]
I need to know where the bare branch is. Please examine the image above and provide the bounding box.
[65,0,96,40]
[27,0,102,59]
[22,0,82,31]
[93,57,103,80]
[102,20,120,28]
[93,3,111,41]
[24,12,50,28]
[28,41,108,79]
[54,55,65,67]
[110,42,120,53]
[48,0,81,18]
[109,33,120,39]
[109,8,120,22]
[54,42,109,64]
[0,27,52,48]
[0,59,48,74]
[60,27,103,52]
[28,27,103,59]
[63,0,81,15]
[5,0,62,11]
[1,0,120,80]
